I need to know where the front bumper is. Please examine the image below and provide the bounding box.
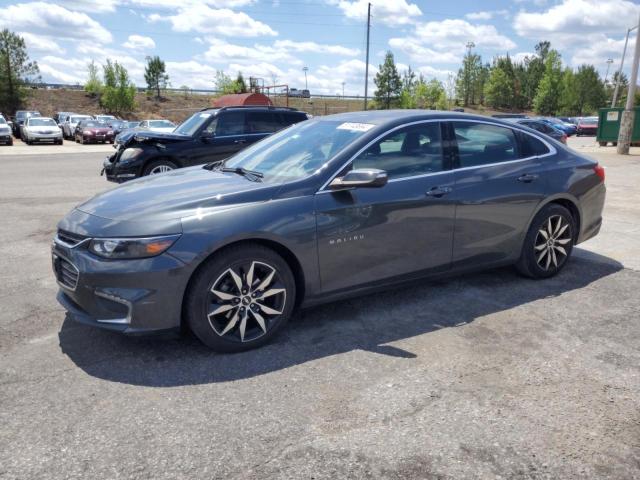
[27,132,62,142]
[52,234,188,334]
[0,134,11,144]
[102,154,141,183]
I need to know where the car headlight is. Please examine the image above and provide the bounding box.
[86,130,94,135]
[88,234,181,259]
[120,147,144,162]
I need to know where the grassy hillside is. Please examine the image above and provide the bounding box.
[23,88,509,124]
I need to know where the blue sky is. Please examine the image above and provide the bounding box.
[0,0,638,95]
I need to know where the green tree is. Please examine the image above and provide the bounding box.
[415,78,446,109]
[0,29,39,114]
[573,65,605,115]
[398,67,417,108]
[455,51,482,106]
[533,50,563,115]
[100,59,136,114]
[374,51,402,109]
[144,55,169,99]
[484,68,514,109]
[84,60,103,98]
[235,72,248,93]
[558,68,578,115]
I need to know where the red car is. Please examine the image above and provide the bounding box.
[576,117,598,136]
[74,120,115,144]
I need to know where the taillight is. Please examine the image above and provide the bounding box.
[561,134,567,144]
[594,164,605,182]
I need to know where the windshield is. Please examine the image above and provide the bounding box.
[223,119,372,182]
[581,118,597,125]
[174,111,216,136]
[149,120,175,128]
[82,121,103,128]
[28,118,57,127]
[0,117,6,125]
[71,116,91,123]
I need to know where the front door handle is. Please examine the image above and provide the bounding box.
[234,139,247,144]
[517,173,539,183]
[426,186,452,198]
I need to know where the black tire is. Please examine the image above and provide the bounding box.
[185,244,296,352]
[142,159,178,176]
[516,204,576,279]
[7,139,13,146]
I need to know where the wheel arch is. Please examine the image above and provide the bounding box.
[141,155,182,174]
[179,237,307,328]
[529,194,582,241]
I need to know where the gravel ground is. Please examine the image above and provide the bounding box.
[1,138,639,479]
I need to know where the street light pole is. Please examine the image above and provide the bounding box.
[342,81,345,98]
[465,41,475,106]
[363,2,371,110]
[604,58,614,85]
[617,14,640,154]
[612,25,638,107]
[302,66,308,90]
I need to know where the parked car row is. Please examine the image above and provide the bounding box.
[2,109,177,146]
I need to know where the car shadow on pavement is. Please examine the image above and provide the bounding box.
[58,249,623,386]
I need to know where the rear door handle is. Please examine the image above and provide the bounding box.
[426,186,452,198]
[234,139,247,144]
[517,174,539,183]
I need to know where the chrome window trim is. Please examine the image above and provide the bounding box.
[316,118,557,193]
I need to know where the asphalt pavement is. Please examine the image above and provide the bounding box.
[1,137,639,479]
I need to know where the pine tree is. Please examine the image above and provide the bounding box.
[0,29,39,114]
[144,55,169,100]
[374,51,402,109]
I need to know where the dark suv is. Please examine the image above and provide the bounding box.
[103,106,309,182]
[12,110,41,137]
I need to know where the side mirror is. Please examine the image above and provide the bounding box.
[329,168,388,190]
[201,131,215,141]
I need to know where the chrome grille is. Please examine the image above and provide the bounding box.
[53,255,79,290]
[56,229,86,247]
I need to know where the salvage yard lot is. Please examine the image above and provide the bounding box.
[1,138,639,479]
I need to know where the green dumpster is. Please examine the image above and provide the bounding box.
[596,107,640,147]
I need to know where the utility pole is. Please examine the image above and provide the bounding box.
[612,25,638,107]
[363,2,371,110]
[342,81,345,98]
[617,14,640,155]
[302,66,308,90]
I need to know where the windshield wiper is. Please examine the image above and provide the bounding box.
[220,166,264,181]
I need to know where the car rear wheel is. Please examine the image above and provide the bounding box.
[185,244,296,352]
[516,204,575,279]
[143,159,178,176]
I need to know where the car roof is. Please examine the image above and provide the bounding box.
[316,109,515,127]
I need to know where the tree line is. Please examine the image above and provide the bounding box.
[374,41,637,116]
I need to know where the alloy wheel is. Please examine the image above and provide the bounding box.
[534,215,572,271]
[207,261,286,343]
[149,165,173,174]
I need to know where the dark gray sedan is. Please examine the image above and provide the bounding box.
[53,111,606,352]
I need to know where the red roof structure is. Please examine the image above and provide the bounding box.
[212,93,273,108]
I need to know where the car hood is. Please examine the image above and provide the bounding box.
[122,130,189,146]
[76,166,279,223]
[26,126,59,133]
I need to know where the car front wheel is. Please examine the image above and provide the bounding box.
[185,244,296,352]
[143,159,178,176]
[516,204,575,279]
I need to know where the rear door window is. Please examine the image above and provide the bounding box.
[518,131,551,157]
[280,112,308,127]
[453,122,519,168]
[246,112,277,134]
[216,111,246,136]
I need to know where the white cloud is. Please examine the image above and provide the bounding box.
[327,0,422,26]
[415,65,456,82]
[465,11,493,21]
[514,0,640,40]
[273,40,359,57]
[149,5,277,37]
[122,34,156,51]
[388,38,461,64]
[0,2,112,43]
[165,61,218,89]
[19,32,64,55]
[57,0,118,13]
[38,63,84,84]
[511,52,535,64]
[414,19,517,51]
[202,39,298,65]
[570,35,626,67]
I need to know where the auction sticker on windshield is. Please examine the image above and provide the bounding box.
[336,122,375,132]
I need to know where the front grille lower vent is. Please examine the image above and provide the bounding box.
[54,256,79,290]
